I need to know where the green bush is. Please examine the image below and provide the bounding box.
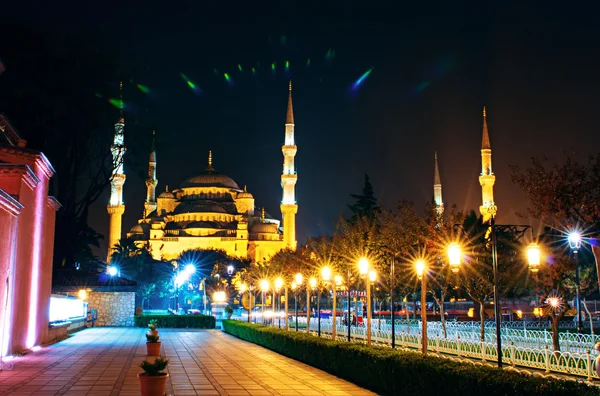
[134,314,215,329]
[222,320,599,396]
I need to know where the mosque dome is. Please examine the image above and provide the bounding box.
[158,191,175,199]
[129,223,149,234]
[181,150,240,190]
[237,185,253,199]
[181,172,240,189]
[250,222,278,234]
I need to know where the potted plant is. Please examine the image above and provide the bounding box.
[138,356,169,396]
[146,334,161,356]
[148,319,158,336]
[224,305,233,319]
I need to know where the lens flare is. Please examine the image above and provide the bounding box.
[224,73,233,86]
[237,64,242,72]
[251,67,256,74]
[180,73,201,94]
[351,67,373,91]
[306,58,311,66]
[326,49,335,60]
[108,98,124,109]
[95,93,103,98]
[285,60,290,71]
[136,83,150,94]
[271,62,276,72]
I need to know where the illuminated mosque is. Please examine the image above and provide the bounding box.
[106,83,298,262]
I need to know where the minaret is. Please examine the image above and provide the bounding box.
[478,106,496,223]
[144,130,158,217]
[280,81,298,250]
[433,151,443,217]
[107,81,127,262]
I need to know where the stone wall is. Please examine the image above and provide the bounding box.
[88,291,135,326]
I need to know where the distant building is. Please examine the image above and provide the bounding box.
[0,111,60,355]
[107,83,298,263]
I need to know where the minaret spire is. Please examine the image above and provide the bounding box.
[479,106,496,222]
[433,152,443,217]
[107,81,127,262]
[281,82,298,250]
[144,130,158,217]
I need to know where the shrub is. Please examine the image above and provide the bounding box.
[134,314,215,329]
[139,357,169,376]
[222,320,599,396]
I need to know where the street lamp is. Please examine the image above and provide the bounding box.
[320,267,332,338]
[227,265,234,276]
[260,279,269,325]
[295,273,303,331]
[275,277,283,328]
[415,259,427,354]
[108,266,118,276]
[568,231,583,332]
[527,243,541,273]
[291,281,298,331]
[358,257,373,345]
[185,264,196,274]
[448,242,461,273]
[308,277,317,333]
[240,283,249,322]
[333,275,342,340]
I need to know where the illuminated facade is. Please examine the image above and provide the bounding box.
[106,82,126,262]
[478,107,496,222]
[433,151,443,217]
[124,85,297,262]
[0,114,60,355]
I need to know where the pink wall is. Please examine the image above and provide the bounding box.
[0,147,57,354]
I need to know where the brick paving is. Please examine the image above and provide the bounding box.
[0,328,376,396]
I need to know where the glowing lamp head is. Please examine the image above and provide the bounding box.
[368,270,377,283]
[260,279,269,292]
[213,291,226,302]
[415,260,426,280]
[108,266,118,276]
[568,231,582,252]
[309,277,317,289]
[547,297,560,308]
[447,242,461,273]
[527,242,541,272]
[227,265,234,275]
[334,275,342,285]
[291,281,297,290]
[239,283,247,293]
[295,273,303,285]
[358,257,369,275]
[78,289,87,300]
[321,266,331,281]
[275,277,283,290]
[185,264,196,274]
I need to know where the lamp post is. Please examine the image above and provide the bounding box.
[309,277,317,334]
[295,273,303,331]
[333,275,341,340]
[390,256,395,348]
[240,283,248,321]
[347,268,351,342]
[358,257,373,345]
[306,278,311,333]
[568,231,583,332]
[260,279,269,325]
[416,260,427,354]
[275,277,283,328]
[321,267,332,336]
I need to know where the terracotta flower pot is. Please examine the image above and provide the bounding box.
[148,330,158,337]
[138,372,169,396]
[146,342,161,356]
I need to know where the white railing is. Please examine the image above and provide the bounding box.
[270,316,600,380]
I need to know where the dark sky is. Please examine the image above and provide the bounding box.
[4,2,600,254]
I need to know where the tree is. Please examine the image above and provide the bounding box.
[511,155,600,290]
[136,282,156,309]
[456,211,529,341]
[347,174,380,223]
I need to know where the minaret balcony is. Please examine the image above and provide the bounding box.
[281,145,297,156]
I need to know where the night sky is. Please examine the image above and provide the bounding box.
[4,3,600,255]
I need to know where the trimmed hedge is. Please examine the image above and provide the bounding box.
[222,320,599,396]
[134,314,215,329]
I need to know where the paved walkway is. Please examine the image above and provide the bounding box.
[0,328,376,396]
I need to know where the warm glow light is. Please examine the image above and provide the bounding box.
[227,265,234,275]
[321,266,331,281]
[358,257,369,275]
[260,279,269,292]
[31,346,42,352]
[275,277,283,290]
[309,277,317,289]
[108,266,118,276]
[527,242,541,272]
[291,281,297,290]
[334,275,342,285]
[78,289,87,300]
[548,297,559,308]
[239,284,247,293]
[369,270,377,282]
[448,242,461,272]
[295,273,303,285]
[213,291,226,302]
[415,260,426,279]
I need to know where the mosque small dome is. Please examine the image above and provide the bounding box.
[237,185,253,199]
[250,222,278,234]
[158,191,175,199]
